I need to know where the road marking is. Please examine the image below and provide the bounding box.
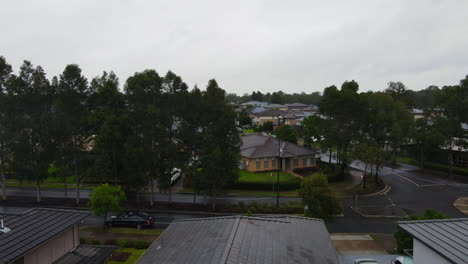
[382,169,453,188]
[384,170,421,187]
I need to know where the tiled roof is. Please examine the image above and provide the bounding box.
[53,245,118,264]
[0,208,90,264]
[257,109,285,117]
[241,134,316,158]
[398,218,468,264]
[137,215,339,264]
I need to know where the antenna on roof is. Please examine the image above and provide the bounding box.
[0,219,11,233]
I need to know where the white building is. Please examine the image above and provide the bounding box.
[398,218,468,264]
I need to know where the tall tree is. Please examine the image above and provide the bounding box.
[0,56,12,200]
[56,64,90,203]
[7,61,56,202]
[124,69,163,206]
[198,80,241,210]
[275,125,298,144]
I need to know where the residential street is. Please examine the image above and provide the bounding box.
[1,162,467,233]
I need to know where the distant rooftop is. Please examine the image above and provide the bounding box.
[0,208,90,264]
[137,215,339,264]
[398,218,468,264]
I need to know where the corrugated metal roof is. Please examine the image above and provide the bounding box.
[0,208,90,264]
[398,218,468,264]
[137,215,339,264]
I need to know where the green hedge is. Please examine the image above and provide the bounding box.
[231,180,300,191]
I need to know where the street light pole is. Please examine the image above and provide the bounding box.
[277,116,283,208]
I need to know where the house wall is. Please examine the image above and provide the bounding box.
[413,239,450,264]
[24,225,79,264]
[242,155,315,172]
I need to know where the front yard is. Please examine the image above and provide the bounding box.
[238,170,299,184]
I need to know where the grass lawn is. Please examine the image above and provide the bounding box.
[242,128,255,134]
[81,226,162,236]
[238,170,298,184]
[108,248,146,264]
[6,179,94,189]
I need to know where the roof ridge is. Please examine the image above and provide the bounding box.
[398,218,468,224]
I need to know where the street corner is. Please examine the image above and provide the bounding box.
[351,205,408,219]
[453,197,468,215]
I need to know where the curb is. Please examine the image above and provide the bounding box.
[360,184,391,197]
[350,206,408,219]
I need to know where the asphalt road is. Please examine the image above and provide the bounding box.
[2,161,467,234]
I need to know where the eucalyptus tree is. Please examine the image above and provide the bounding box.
[0,56,12,200]
[7,61,56,202]
[198,80,241,210]
[124,69,163,206]
[89,72,129,186]
[56,64,90,203]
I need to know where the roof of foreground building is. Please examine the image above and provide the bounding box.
[137,215,339,264]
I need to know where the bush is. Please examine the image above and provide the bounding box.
[104,239,118,245]
[118,239,134,248]
[134,241,151,249]
[91,239,101,245]
[80,237,87,244]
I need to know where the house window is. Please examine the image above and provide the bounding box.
[272,159,276,168]
[256,160,260,169]
[303,158,308,166]
[293,159,298,167]
[308,158,313,166]
[264,160,269,169]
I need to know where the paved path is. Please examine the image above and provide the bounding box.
[454,197,468,215]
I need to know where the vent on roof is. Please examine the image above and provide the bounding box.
[0,219,11,233]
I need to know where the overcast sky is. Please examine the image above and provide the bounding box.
[1,0,468,94]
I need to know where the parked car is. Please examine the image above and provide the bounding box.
[105,211,154,229]
[391,256,413,264]
[171,168,182,185]
[354,259,378,264]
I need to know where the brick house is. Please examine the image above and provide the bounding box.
[240,134,317,172]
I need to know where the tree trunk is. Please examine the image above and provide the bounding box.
[150,179,154,207]
[74,156,80,205]
[64,173,67,199]
[36,178,41,203]
[328,147,332,163]
[0,158,6,201]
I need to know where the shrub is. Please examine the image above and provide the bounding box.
[118,239,134,248]
[104,239,118,245]
[134,241,151,249]
[91,239,101,245]
[246,209,253,216]
[80,237,87,244]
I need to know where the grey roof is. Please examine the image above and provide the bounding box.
[137,215,339,264]
[398,218,468,264]
[0,208,90,264]
[286,103,308,108]
[53,245,118,264]
[241,134,316,158]
[257,109,285,117]
[264,104,286,108]
[249,106,266,114]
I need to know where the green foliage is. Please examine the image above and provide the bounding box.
[246,209,252,216]
[298,174,342,223]
[253,121,273,133]
[237,108,252,127]
[88,184,127,217]
[117,239,152,249]
[91,239,101,245]
[275,125,298,144]
[395,209,450,252]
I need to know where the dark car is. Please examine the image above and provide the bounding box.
[105,211,154,229]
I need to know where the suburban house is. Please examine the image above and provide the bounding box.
[240,134,317,172]
[136,215,340,264]
[251,109,284,125]
[398,218,468,264]
[264,103,288,110]
[241,101,268,107]
[0,208,116,264]
[286,102,309,110]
